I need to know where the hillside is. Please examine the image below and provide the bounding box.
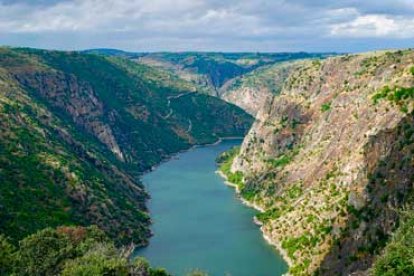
[220,61,302,116]
[0,47,253,245]
[136,52,331,96]
[223,50,414,274]
[0,226,170,275]
[86,49,334,115]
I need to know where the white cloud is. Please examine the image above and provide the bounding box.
[0,0,413,51]
[330,14,414,38]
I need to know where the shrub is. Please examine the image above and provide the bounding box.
[268,154,292,168]
[5,225,169,276]
[321,102,331,112]
[372,211,414,275]
[0,235,16,275]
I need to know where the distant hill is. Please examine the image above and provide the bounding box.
[136,52,335,94]
[83,49,336,98]
[82,48,145,59]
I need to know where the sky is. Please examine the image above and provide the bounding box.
[0,0,414,53]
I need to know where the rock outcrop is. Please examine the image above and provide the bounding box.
[221,62,299,116]
[230,50,414,274]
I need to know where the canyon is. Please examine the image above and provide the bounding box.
[1,47,413,275]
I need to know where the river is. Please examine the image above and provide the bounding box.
[135,139,287,276]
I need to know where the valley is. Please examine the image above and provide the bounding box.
[1,47,413,276]
[0,47,253,246]
[85,49,332,116]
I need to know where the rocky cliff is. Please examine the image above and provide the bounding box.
[220,61,300,116]
[230,50,414,274]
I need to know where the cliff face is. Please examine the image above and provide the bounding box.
[0,47,253,245]
[220,62,299,116]
[231,50,414,274]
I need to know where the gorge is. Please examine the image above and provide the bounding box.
[1,47,413,276]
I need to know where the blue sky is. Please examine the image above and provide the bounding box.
[1,0,414,52]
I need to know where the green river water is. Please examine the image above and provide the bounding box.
[136,139,287,276]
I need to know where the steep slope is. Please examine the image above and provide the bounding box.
[85,49,334,114]
[0,47,253,245]
[136,52,331,96]
[220,61,302,116]
[227,50,414,274]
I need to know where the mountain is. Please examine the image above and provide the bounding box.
[0,47,253,245]
[222,49,414,274]
[136,52,333,96]
[84,49,335,116]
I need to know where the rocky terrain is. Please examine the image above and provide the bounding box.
[0,47,253,246]
[225,50,414,274]
[220,61,301,116]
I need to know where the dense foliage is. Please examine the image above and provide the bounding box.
[216,146,244,187]
[373,85,414,113]
[372,211,414,275]
[0,226,170,276]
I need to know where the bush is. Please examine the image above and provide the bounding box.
[268,154,292,168]
[321,102,331,112]
[16,226,109,275]
[1,225,169,276]
[0,235,16,275]
[372,211,414,275]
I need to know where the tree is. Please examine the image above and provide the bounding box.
[0,235,16,275]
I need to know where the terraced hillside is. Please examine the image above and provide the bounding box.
[0,47,253,245]
[222,50,414,275]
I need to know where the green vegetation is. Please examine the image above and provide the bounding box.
[134,52,330,90]
[225,61,297,95]
[410,66,414,76]
[372,211,414,275]
[256,207,283,223]
[282,233,319,260]
[372,85,414,113]
[0,226,169,276]
[217,146,244,187]
[108,56,200,93]
[321,102,331,112]
[267,154,292,168]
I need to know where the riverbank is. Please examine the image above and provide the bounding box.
[142,136,243,175]
[216,168,293,269]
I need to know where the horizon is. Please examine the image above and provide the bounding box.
[1,0,413,53]
[2,45,413,55]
